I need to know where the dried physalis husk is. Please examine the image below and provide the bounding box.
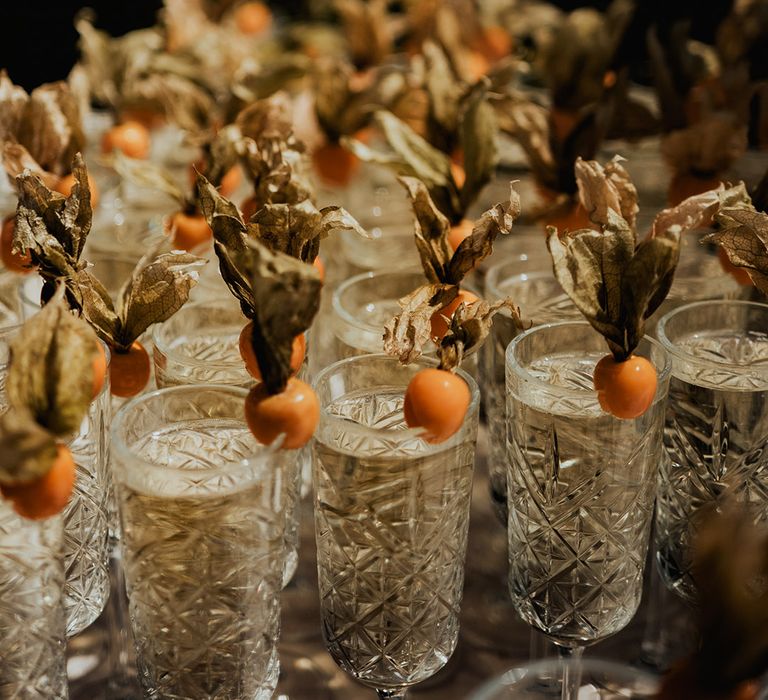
[687,506,768,694]
[661,113,748,176]
[110,151,187,208]
[0,70,28,141]
[15,153,93,281]
[234,239,321,394]
[400,176,520,285]
[437,297,522,370]
[0,408,58,486]
[4,290,95,452]
[333,0,394,69]
[549,160,747,359]
[383,180,521,363]
[703,193,768,295]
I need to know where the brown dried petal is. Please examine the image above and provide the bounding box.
[575,156,638,232]
[6,292,96,436]
[705,208,768,296]
[661,114,748,176]
[0,409,58,485]
[448,185,521,284]
[235,239,321,393]
[2,142,56,189]
[334,0,393,68]
[116,250,205,348]
[399,176,452,284]
[547,210,634,356]
[0,70,29,141]
[438,297,522,370]
[423,40,462,134]
[383,283,456,364]
[651,183,751,238]
[75,269,120,345]
[459,79,498,212]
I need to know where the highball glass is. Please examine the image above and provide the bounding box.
[111,385,288,699]
[312,354,479,699]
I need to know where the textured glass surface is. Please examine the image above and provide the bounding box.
[64,382,111,636]
[506,325,666,647]
[0,502,68,699]
[113,388,286,699]
[656,309,768,602]
[313,356,478,692]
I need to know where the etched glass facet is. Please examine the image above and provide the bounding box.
[0,502,68,699]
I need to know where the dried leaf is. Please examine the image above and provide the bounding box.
[0,70,29,141]
[383,284,456,364]
[111,152,186,206]
[661,114,748,176]
[235,239,321,393]
[575,156,638,232]
[0,409,58,485]
[116,250,205,348]
[75,269,120,344]
[196,172,248,251]
[651,183,751,238]
[423,40,462,135]
[2,142,56,189]
[704,207,768,296]
[438,297,522,370]
[459,79,498,212]
[447,185,520,283]
[333,0,393,68]
[6,291,96,436]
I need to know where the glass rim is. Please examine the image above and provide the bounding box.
[506,319,671,400]
[151,298,246,369]
[656,299,768,374]
[331,269,426,335]
[111,384,277,482]
[486,267,561,304]
[312,352,480,447]
[468,658,659,699]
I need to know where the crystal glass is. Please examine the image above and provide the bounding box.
[111,385,288,698]
[0,501,68,699]
[152,301,303,587]
[505,321,670,699]
[312,353,480,699]
[483,258,579,524]
[152,298,251,389]
[468,658,660,699]
[327,269,428,366]
[1,327,112,636]
[655,300,768,603]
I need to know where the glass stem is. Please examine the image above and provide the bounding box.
[558,645,584,700]
[377,689,407,700]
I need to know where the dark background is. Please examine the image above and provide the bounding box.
[0,0,732,91]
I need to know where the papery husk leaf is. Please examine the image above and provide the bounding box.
[115,250,205,348]
[621,230,681,352]
[547,211,634,357]
[692,506,768,690]
[6,292,95,436]
[2,142,56,189]
[459,80,498,212]
[196,172,248,250]
[383,283,457,364]
[111,152,186,206]
[661,114,748,177]
[235,239,321,393]
[132,71,217,133]
[438,297,522,370]
[198,125,241,190]
[352,111,460,218]
[705,207,768,296]
[15,153,93,264]
[399,176,452,284]
[651,183,751,238]
[0,70,29,140]
[17,82,84,177]
[0,409,58,485]
[313,59,354,140]
[233,56,310,103]
[235,94,296,143]
[423,40,462,135]
[75,268,120,344]
[448,185,521,284]
[575,156,639,233]
[74,12,120,108]
[334,0,392,68]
